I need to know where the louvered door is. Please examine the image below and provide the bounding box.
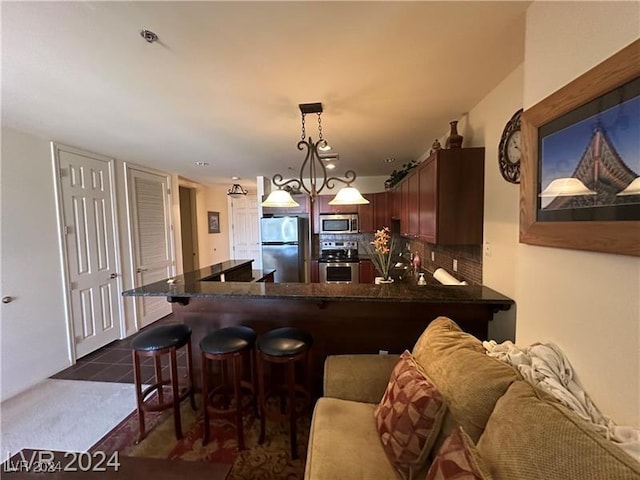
[127,167,173,328]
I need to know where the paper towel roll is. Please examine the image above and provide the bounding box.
[433,268,465,285]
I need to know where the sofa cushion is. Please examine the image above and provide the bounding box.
[375,351,446,480]
[477,381,640,480]
[304,397,399,480]
[412,317,520,443]
[426,426,493,480]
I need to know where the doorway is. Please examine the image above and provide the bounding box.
[179,186,199,273]
[52,143,123,359]
[126,166,174,329]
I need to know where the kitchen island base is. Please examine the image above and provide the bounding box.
[170,296,501,397]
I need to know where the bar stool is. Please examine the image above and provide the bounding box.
[132,323,196,443]
[200,326,257,450]
[257,327,313,459]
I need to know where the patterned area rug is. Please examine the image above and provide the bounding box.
[90,396,310,480]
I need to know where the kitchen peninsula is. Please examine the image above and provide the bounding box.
[124,259,513,393]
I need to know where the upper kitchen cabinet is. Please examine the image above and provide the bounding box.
[358,192,390,232]
[394,147,485,245]
[262,194,310,216]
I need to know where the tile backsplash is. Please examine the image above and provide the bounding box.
[408,239,482,285]
[317,232,482,285]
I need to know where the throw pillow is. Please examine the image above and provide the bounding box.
[375,350,447,480]
[426,426,493,480]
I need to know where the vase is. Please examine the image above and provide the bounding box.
[375,276,394,284]
[445,120,463,149]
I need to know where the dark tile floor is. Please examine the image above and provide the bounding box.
[51,315,189,385]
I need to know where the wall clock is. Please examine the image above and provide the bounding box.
[498,108,523,184]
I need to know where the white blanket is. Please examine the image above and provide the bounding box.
[483,340,640,462]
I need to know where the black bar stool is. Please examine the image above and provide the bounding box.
[200,326,257,450]
[257,327,312,459]
[132,323,196,443]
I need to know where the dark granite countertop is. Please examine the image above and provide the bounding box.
[123,262,513,307]
[196,259,254,281]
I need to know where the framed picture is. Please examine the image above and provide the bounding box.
[521,39,640,257]
[208,211,220,234]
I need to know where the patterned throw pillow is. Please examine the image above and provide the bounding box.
[374,350,447,480]
[426,426,493,480]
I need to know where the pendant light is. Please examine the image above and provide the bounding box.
[261,102,368,207]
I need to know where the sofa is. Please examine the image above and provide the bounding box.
[304,317,640,480]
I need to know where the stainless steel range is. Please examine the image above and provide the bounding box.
[318,241,359,284]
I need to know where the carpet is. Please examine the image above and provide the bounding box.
[90,396,310,480]
[1,379,138,455]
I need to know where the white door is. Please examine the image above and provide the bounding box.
[55,145,122,358]
[126,166,174,328]
[230,194,261,268]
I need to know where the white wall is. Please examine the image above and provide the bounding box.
[461,65,524,343]
[517,0,640,426]
[1,128,70,400]
[458,1,640,426]
[0,126,232,400]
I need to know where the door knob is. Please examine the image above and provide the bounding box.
[110,273,118,279]
[2,296,13,304]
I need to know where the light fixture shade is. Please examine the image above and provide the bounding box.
[539,178,596,197]
[227,183,248,196]
[328,187,370,205]
[618,177,640,196]
[318,140,332,152]
[261,189,300,207]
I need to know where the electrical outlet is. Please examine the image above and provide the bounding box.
[379,349,389,355]
[484,242,492,257]
[431,251,435,262]
[453,259,458,272]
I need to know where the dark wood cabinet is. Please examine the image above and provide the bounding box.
[418,159,437,242]
[399,181,409,235]
[408,173,420,235]
[262,194,310,215]
[359,259,376,284]
[391,188,401,220]
[310,260,319,283]
[392,147,484,245]
[358,192,391,233]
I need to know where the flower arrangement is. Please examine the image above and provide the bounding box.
[368,227,397,280]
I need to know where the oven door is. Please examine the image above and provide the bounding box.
[319,262,360,284]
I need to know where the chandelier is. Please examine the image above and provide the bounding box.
[261,102,369,207]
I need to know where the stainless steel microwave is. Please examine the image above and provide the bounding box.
[319,213,359,234]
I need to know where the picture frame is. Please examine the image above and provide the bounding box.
[520,39,640,257]
[208,211,220,234]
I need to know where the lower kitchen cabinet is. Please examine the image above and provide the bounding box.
[359,259,377,284]
[310,260,319,283]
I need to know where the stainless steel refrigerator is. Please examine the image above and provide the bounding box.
[261,216,306,283]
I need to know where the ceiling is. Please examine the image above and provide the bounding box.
[1,1,529,187]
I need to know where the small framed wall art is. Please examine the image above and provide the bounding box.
[208,211,220,234]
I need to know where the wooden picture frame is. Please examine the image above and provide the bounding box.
[520,39,640,257]
[208,211,220,234]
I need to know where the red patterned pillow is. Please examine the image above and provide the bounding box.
[426,426,492,480]
[374,350,446,480]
